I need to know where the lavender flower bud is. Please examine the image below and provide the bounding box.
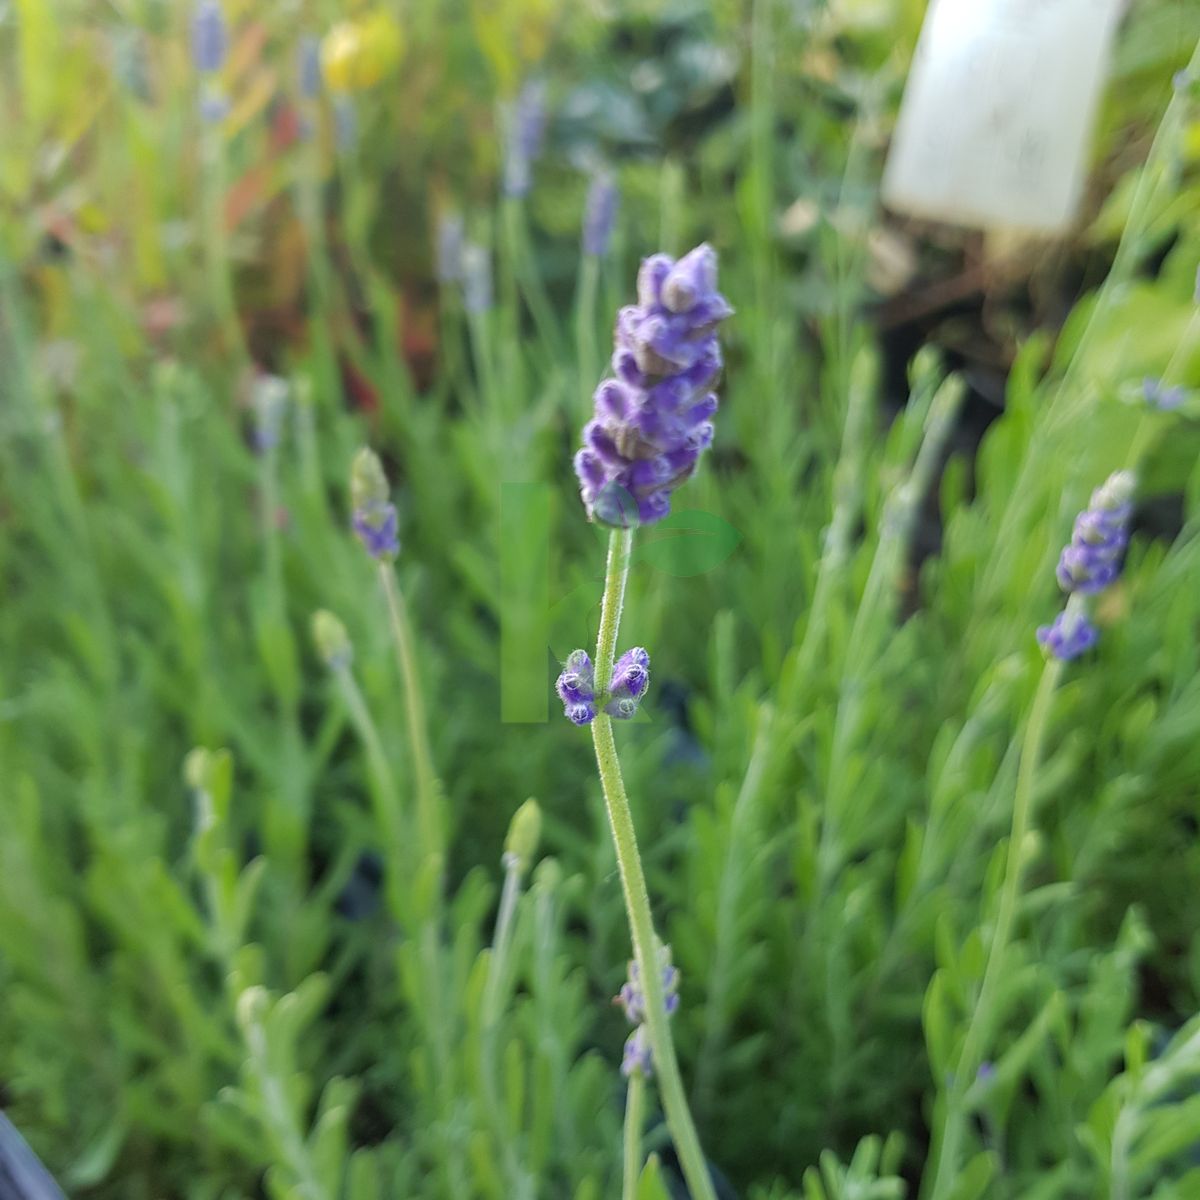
[503,80,547,198]
[503,798,542,876]
[462,243,493,314]
[351,448,400,561]
[621,1026,653,1078]
[556,649,596,725]
[192,0,226,73]
[298,35,321,99]
[1036,608,1099,661]
[609,647,650,700]
[583,170,619,257]
[574,244,732,527]
[1054,471,1135,595]
[312,610,353,670]
[616,946,680,1025]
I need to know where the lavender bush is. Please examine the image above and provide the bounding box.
[0,10,1198,1200]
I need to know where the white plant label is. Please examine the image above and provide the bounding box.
[882,0,1125,233]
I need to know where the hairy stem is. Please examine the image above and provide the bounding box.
[590,528,717,1200]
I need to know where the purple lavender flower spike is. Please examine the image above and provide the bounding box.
[574,244,732,527]
[350,448,400,561]
[192,0,226,73]
[1037,609,1099,661]
[583,170,619,257]
[557,650,597,725]
[661,244,718,314]
[1039,471,1137,661]
[621,1026,653,1079]
[1053,471,1135,596]
[503,80,547,198]
[352,507,399,560]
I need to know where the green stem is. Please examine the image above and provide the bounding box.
[378,564,444,870]
[503,197,561,360]
[924,658,1062,1199]
[623,1071,646,1200]
[590,528,717,1200]
[330,665,407,917]
[483,857,522,1029]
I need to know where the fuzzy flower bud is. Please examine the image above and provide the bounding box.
[312,610,353,669]
[616,945,680,1025]
[574,244,732,527]
[583,170,619,257]
[1037,608,1099,661]
[608,647,650,700]
[503,798,542,876]
[556,649,596,725]
[1054,471,1135,595]
[350,448,399,560]
[556,647,651,725]
[621,1025,653,1079]
[192,0,226,73]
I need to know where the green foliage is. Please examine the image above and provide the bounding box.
[0,2,1199,1198]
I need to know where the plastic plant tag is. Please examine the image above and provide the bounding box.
[882,0,1125,233]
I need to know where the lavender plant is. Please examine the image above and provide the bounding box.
[558,243,732,1200]
[925,470,1141,1195]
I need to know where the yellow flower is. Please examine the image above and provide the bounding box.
[321,11,404,93]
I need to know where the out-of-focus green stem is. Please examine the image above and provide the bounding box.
[379,564,444,873]
[503,197,561,359]
[924,658,1062,1199]
[483,857,522,1029]
[623,1071,645,1200]
[590,528,717,1200]
[576,252,600,419]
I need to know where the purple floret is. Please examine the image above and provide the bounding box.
[574,243,732,527]
[621,1026,653,1079]
[556,650,597,726]
[1053,472,1135,596]
[1037,609,1099,661]
[352,504,400,560]
[192,1,226,73]
[583,171,619,257]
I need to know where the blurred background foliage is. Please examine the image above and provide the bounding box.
[2,0,1200,1198]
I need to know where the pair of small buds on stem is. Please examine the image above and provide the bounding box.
[616,945,681,1079]
[555,647,650,725]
